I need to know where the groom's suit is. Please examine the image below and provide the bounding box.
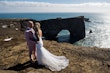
[25,27,37,60]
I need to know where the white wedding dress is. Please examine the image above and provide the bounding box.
[35,37,69,71]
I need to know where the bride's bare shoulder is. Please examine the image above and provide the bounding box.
[38,29,42,37]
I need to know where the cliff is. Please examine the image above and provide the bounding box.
[0,19,110,73]
[0,40,110,73]
[20,16,85,43]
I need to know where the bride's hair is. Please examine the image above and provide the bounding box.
[33,22,41,41]
[35,22,41,30]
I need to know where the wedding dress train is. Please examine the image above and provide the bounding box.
[35,37,69,71]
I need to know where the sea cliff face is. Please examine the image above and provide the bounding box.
[21,16,85,43]
[0,19,110,73]
[0,17,85,43]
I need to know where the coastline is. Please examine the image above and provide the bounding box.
[0,19,110,73]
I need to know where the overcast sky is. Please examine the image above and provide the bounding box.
[0,0,110,13]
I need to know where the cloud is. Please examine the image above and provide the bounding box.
[0,1,110,13]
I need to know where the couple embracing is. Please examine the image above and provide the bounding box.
[25,21,69,71]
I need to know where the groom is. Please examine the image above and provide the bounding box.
[25,21,37,63]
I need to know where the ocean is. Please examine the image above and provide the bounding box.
[0,13,110,48]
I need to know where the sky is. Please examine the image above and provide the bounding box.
[0,0,110,13]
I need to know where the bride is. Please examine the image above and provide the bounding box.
[34,22,69,71]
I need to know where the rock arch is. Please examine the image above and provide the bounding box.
[40,16,85,43]
[20,16,85,43]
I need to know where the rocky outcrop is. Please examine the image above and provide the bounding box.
[40,16,85,43]
[0,16,85,43]
[20,16,85,43]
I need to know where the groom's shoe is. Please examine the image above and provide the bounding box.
[30,59,35,63]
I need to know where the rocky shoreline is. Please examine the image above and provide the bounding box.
[0,19,110,73]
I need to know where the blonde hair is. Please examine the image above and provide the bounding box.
[35,22,41,30]
[34,22,41,41]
